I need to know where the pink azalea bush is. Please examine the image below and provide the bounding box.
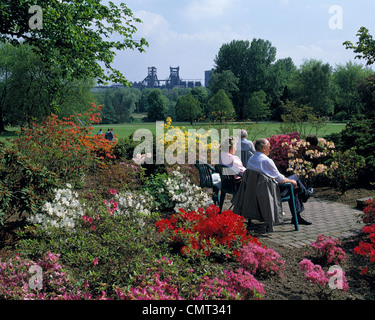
[310,234,347,265]
[238,242,285,277]
[299,259,349,292]
[268,132,300,172]
[0,252,104,300]
[115,267,265,300]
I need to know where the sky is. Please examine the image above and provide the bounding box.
[107,0,375,84]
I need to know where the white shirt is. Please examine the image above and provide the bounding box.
[220,152,246,176]
[246,151,285,183]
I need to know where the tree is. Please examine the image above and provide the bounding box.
[175,93,201,125]
[0,42,94,131]
[331,61,373,118]
[0,1,148,85]
[214,38,289,120]
[244,90,270,122]
[208,89,235,123]
[146,89,168,122]
[344,27,375,66]
[289,59,334,116]
[208,70,239,100]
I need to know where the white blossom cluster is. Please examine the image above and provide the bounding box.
[164,169,213,212]
[114,191,156,218]
[27,184,84,230]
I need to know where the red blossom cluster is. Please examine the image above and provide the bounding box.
[155,205,261,258]
[354,200,375,275]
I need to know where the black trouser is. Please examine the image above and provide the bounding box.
[280,175,309,215]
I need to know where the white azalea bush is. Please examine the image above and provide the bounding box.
[145,168,213,213]
[27,184,84,230]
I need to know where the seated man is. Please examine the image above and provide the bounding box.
[247,138,313,225]
[238,129,256,155]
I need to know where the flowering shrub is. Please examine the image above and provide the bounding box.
[287,137,336,186]
[299,259,329,286]
[354,224,375,275]
[359,199,375,226]
[27,184,84,231]
[310,234,347,265]
[0,141,59,224]
[0,251,101,300]
[145,168,213,213]
[115,265,264,300]
[13,103,115,183]
[299,259,349,292]
[156,205,261,259]
[192,268,265,300]
[325,147,366,193]
[268,132,300,172]
[161,117,220,164]
[238,242,285,277]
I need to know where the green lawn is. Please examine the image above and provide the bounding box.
[93,121,346,141]
[1,121,346,142]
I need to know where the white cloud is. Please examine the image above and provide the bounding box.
[184,0,235,19]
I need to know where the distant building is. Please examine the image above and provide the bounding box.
[205,70,213,87]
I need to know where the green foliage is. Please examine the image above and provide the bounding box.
[144,173,175,211]
[175,93,202,124]
[344,27,375,66]
[289,59,334,116]
[208,89,235,123]
[0,0,148,85]
[244,90,270,122]
[327,117,375,186]
[146,89,168,121]
[16,211,163,297]
[326,147,366,194]
[0,141,60,225]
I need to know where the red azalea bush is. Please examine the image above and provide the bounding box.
[268,132,300,172]
[360,199,375,226]
[354,224,375,275]
[353,201,375,275]
[155,205,261,259]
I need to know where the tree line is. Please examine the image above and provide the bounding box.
[94,38,374,125]
[0,0,374,131]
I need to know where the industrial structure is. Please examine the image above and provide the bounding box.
[131,66,203,90]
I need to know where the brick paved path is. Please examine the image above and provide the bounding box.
[223,197,364,249]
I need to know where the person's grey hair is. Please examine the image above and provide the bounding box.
[254,138,269,152]
[240,129,248,139]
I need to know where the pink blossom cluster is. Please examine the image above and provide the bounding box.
[299,259,329,286]
[115,266,265,300]
[268,132,300,171]
[0,252,102,300]
[115,272,183,300]
[310,234,347,265]
[238,243,285,277]
[299,259,349,291]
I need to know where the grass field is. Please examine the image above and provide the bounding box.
[93,121,346,141]
[0,120,346,141]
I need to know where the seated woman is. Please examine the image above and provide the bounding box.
[220,137,246,177]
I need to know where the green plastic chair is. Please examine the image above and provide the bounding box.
[214,164,241,212]
[195,160,220,206]
[279,183,299,231]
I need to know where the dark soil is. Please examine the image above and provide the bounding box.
[0,187,374,300]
